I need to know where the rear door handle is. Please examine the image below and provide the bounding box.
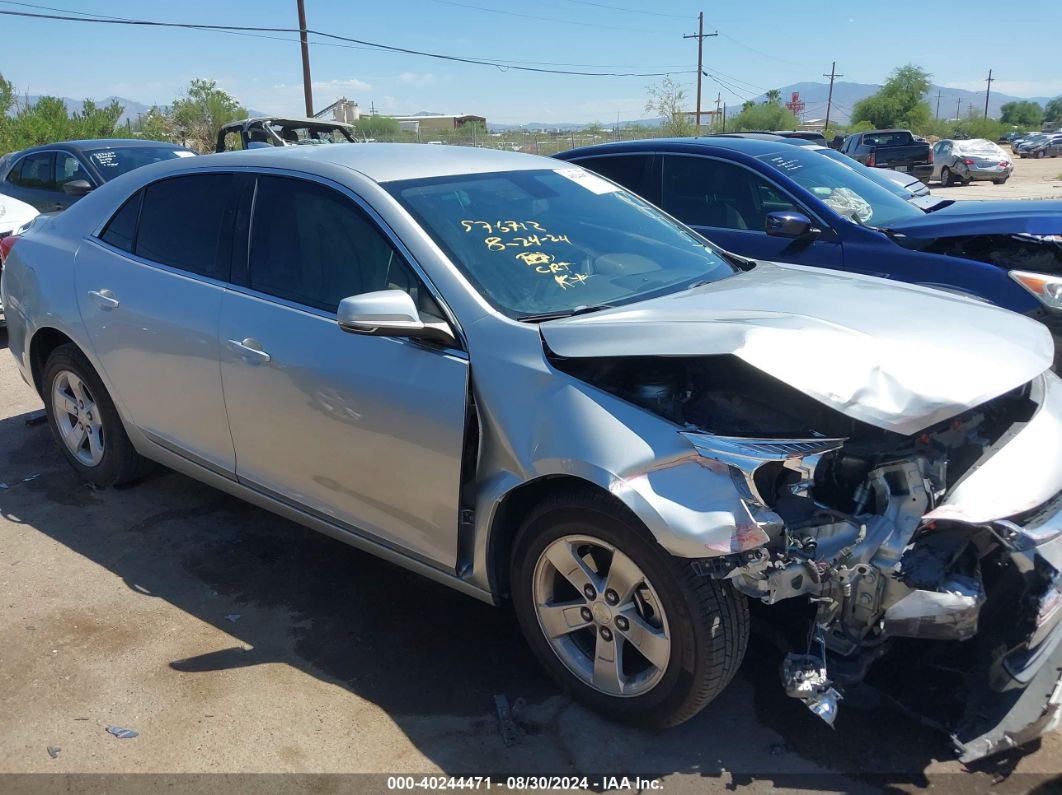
[87,289,119,310]
[227,337,271,363]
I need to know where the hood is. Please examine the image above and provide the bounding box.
[884,200,1062,238]
[540,262,1055,435]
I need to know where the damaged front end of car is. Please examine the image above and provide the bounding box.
[552,350,1062,763]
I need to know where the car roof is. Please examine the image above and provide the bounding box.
[13,139,191,155]
[555,135,801,160]
[131,142,565,184]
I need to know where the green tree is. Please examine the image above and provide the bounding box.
[131,106,177,142]
[1045,97,1062,124]
[1000,100,1043,128]
[851,65,933,130]
[729,102,799,132]
[763,89,782,105]
[645,77,694,136]
[169,78,245,153]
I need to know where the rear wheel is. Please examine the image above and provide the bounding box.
[994,178,1008,185]
[940,167,953,187]
[511,489,748,728]
[1036,149,1046,159]
[43,344,149,487]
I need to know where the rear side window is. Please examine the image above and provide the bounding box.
[135,174,235,279]
[99,191,142,252]
[573,155,659,205]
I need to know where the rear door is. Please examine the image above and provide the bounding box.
[218,173,469,569]
[75,172,240,474]
[659,154,844,267]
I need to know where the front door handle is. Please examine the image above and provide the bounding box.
[227,337,271,364]
[87,289,119,310]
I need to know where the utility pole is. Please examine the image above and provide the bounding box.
[297,0,313,116]
[722,102,726,132]
[935,89,942,119]
[955,97,961,121]
[714,92,721,133]
[683,12,717,134]
[822,61,843,135]
[984,68,994,119]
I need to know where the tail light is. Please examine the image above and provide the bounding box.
[928,148,934,164]
[0,234,20,265]
[963,158,975,165]
[866,152,875,167]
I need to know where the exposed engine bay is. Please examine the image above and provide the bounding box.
[554,352,1062,761]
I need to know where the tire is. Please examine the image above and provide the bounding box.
[994,178,1008,185]
[42,344,149,487]
[1036,150,1045,159]
[510,488,749,729]
[940,167,953,187]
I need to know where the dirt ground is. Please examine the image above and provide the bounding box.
[932,152,1062,200]
[3,171,1062,793]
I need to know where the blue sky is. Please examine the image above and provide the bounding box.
[2,0,1060,124]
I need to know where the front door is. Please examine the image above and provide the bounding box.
[660,154,844,268]
[218,175,468,569]
[75,173,239,474]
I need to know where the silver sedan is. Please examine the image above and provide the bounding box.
[2,144,1061,761]
[932,138,1013,185]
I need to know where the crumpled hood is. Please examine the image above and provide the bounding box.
[541,262,1055,435]
[884,200,1062,238]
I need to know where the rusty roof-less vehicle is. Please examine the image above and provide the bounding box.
[215,116,356,152]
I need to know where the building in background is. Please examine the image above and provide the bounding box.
[315,97,360,125]
[390,114,487,135]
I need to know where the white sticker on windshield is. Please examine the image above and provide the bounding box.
[92,151,118,167]
[174,150,196,158]
[554,167,620,195]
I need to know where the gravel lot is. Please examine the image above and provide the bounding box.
[2,167,1062,792]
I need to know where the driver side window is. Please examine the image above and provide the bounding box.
[660,155,798,232]
[247,175,442,317]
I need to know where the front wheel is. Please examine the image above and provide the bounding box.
[940,167,953,187]
[511,490,749,728]
[43,344,149,487]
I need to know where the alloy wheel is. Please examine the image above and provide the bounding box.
[532,534,671,697]
[51,370,105,466]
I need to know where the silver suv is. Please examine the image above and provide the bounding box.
[3,144,1061,761]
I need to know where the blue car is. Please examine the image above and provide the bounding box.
[554,137,1062,368]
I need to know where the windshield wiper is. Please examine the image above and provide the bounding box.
[516,304,615,322]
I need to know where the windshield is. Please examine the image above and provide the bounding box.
[387,168,736,319]
[86,146,193,181]
[815,148,919,200]
[756,149,924,228]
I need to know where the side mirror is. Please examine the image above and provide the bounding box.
[337,289,456,347]
[765,210,819,239]
[62,179,94,196]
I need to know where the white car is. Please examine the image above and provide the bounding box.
[0,193,39,325]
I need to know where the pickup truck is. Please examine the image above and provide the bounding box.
[840,129,933,182]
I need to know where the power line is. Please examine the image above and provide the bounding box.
[2,0,692,69]
[0,7,692,77]
[559,0,692,19]
[430,0,666,33]
[717,32,805,67]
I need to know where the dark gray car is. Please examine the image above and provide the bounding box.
[0,139,195,212]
